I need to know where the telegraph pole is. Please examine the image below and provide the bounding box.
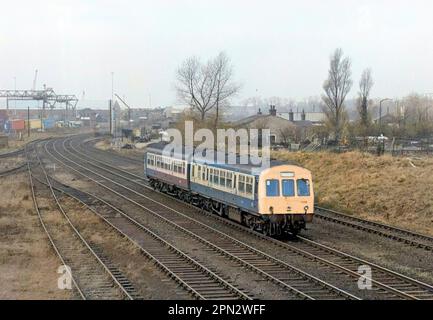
[109,99,112,136]
[27,106,30,137]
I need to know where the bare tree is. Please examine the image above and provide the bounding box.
[175,53,240,123]
[357,68,374,129]
[322,48,353,142]
[211,52,241,127]
[176,56,216,120]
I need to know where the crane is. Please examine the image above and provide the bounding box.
[32,69,38,91]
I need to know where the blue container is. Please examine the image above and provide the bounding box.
[43,119,55,129]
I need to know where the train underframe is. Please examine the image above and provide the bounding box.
[149,178,309,237]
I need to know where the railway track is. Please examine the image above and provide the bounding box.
[36,174,251,300]
[44,137,359,300]
[26,142,140,300]
[0,148,24,158]
[314,206,433,252]
[0,162,28,177]
[81,136,143,165]
[70,135,433,300]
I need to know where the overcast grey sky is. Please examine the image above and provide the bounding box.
[1,0,432,108]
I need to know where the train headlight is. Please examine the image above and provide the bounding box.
[304,206,309,213]
[269,206,274,214]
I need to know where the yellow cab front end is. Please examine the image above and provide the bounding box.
[257,165,314,233]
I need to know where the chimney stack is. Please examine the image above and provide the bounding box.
[289,109,294,121]
[269,105,276,116]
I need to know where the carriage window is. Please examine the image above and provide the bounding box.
[266,179,279,197]
[297,179,310,196]
[220,171,226,186]
[245,177,253,194]
[202,167,206,180]
[209,169,213,182]
[282,179,295,197]
[213,169,219,184]
[238,175,245,192]
[226,172,233,188]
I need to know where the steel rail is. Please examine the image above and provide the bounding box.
[0,162,28,177]
[30,141,135,300]
[314,206,433,251]
[39,140,253,300]
[24,143,86,300]
[72,135,433,300]
[50,137,359,300]
[36,173,253,300]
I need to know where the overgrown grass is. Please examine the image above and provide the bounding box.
[273,150,433,235]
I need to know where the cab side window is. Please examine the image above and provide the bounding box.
[282,179,295,197]
[266,179,279,197]
[297,179,310,196]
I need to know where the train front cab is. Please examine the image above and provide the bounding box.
[257,165,314,233]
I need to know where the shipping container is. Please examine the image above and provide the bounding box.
[43,119,55,129]
[9,119,25,131]
[26,119,43,130]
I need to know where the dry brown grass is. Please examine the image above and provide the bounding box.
[0,156,25,171]
[94,138,144,158]
[94,139,110,151]
[273,150,433,236]
[0,173,71,299]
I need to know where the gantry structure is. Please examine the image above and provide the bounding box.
[0,88,78,119]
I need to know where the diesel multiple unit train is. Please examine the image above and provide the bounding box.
[144,142,314,236]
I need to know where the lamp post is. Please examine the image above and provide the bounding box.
[378,98,392,155]
[111,72,115,139]
[111,72,114,101]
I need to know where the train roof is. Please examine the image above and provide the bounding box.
[146,142,301,175]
